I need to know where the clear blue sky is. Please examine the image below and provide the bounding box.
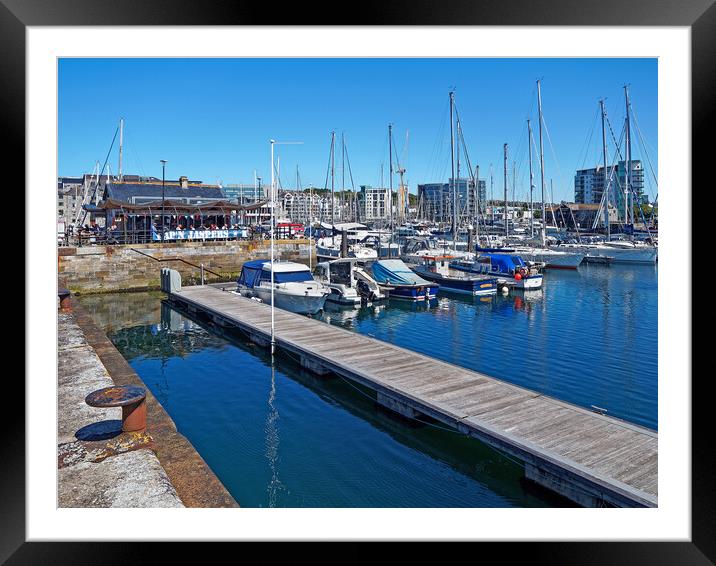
[58,58,657,202]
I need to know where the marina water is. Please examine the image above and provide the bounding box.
[79,263,657,507]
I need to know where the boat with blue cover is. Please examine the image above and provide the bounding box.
[369,259,440,301]
[236,260,330,314]
[409,255,498,296]
[450,253,544,289]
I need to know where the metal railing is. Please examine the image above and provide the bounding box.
[129,247,227,283]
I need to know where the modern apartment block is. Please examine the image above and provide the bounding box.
[417,178,486,223]
[359,185,391,221]
[574,160,647,206]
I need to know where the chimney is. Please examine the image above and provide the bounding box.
[179,176,189,189]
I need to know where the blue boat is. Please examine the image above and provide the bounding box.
[409,255,498,296]
[450,253,544,290]
[370,259,439,301]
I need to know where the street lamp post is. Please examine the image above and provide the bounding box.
[160,159,167,242]
[269,140,303,355]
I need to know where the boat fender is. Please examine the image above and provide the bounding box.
[514,273,523,281]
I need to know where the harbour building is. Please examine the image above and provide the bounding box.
[574,160,647,207]
[417,178,486,223]
[280,190,337,225]
[359,185,391,221]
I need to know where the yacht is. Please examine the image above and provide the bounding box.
[236,260,330,315]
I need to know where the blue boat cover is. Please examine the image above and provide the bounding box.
[480,253,526,273]
[371,260,431,286]
[237,260,267,288]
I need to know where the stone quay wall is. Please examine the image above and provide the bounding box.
[59,239,313,294]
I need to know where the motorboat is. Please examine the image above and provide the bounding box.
[236,260,330,315]
[451,253,544,290]
[410,255,498,296]
[369,259,440,301]
[313,258,386,306]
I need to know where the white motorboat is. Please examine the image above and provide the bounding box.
[314,258,386,306]
[236,260,330,315]
[315,237,378,261]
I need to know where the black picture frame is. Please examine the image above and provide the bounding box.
[7,0,708,560]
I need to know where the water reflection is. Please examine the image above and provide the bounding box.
[265,359,283,507]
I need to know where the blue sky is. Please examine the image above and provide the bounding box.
[58,58,657,202]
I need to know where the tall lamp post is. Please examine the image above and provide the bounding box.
[160,159,167,242]
[269,140,303,355]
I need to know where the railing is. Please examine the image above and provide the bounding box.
[62,227,307,247]
[129,247,227,282]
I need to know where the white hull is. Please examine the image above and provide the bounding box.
[575,244,657,264]
[516,250,585,269]
[316,244,378,261]
[513,275,543,289]
[249,286,328,314]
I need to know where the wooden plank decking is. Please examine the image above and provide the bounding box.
[167,285,657,508]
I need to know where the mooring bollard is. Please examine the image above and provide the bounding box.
[58,287,72,312]
[85,385,148,432]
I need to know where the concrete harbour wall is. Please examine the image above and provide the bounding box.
[58,239,313,294]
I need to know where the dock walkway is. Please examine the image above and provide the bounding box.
[167,284,657,508]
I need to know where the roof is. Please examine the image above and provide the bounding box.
[104,182,223,203]
[93,198,268,213]
[242,260,311,273]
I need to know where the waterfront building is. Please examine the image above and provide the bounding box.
[222,183,270,224]
[417,178,486,223]
[574,160,647,206]
[360,185,391,221]
[556,202,619,231]
[280,190,336,225]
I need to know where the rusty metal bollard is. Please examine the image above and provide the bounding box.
[85,385,148,432]
[58,287,72,312]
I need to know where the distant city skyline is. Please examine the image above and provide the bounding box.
[58,58,657,203]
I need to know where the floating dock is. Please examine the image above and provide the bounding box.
[164,281,657,508]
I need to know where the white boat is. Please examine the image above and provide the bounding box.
[314,258,386,306]
[236,260,330,315]
[401,237,475,264]
[315,237,378,261]
[451,253,544,290]
[505,246,585,269]
[559,241,657,264]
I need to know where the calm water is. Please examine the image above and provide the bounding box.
[79,263,656,508]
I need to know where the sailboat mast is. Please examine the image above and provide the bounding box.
[341,132,345,223]
[537,79,547,246]
[474,165,480,241]
[527,119,535,239]
[490,166,494,224]
[118,117,124,182]
[330,131,335,225]
[503,143,509,238]
[456,119,461,229]
[624,85,632,226]
[389,123,393,241]
[449,91,456,251]
[600,99,611,241]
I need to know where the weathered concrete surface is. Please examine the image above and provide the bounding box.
[63,298,239,508]
[59,239,312,294]
[58,450,183,508]
[58,311,183,508]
